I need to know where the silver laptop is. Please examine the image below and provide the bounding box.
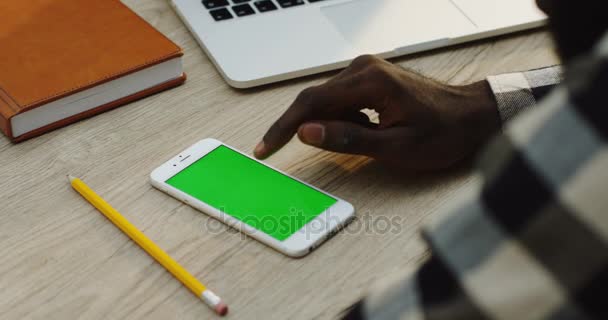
[171,0,546,88]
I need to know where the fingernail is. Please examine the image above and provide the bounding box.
[254,141,266,157]
[300,123,325,146]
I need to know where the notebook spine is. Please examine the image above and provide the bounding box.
[0,85,19,139]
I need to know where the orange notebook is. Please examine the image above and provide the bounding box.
[0,0,186,142]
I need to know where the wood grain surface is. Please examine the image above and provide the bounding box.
[0,1,559,319]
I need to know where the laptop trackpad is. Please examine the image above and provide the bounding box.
[321,0,477,53]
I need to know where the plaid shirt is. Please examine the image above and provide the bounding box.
[344,32,608,320]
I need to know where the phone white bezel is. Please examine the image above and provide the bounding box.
[150,138,355,258]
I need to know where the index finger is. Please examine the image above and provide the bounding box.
[254,73,378,159]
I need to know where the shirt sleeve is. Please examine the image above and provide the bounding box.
[487,66,563,123]
[343,35,608,320]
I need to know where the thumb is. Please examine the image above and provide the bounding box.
[297,121,408,157]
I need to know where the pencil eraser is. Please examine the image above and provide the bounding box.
[215,302,228,316]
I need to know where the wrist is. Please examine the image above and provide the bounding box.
[456,80,501,151]
[463,80,500,126]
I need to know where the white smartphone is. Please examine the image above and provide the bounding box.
[150,139,355,257]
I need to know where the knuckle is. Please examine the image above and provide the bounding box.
[366,63,389,78]
[342,126,360,149]
[340,72,365,89]
[334,126,365,153]
[296,86,320,106]
[366,64,401,91]
[269,119,286,134]
[264,121,283,142]
[351,54,379,69]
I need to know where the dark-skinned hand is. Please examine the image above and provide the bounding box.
[254,55,501,172]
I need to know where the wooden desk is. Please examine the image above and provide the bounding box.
[0,1,559,319]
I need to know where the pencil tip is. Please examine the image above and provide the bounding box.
[67,174,76,182]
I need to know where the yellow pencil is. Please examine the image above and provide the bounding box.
[68,175,228,316]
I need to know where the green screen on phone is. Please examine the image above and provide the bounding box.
[166,145,337,241]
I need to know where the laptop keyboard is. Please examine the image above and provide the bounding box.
[203,0,331,21]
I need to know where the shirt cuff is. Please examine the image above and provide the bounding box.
[487,66,563,124]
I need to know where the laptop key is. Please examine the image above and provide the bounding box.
[202,0,229,9]
[232,4,255,17]
[232,0,251,3]
[277,0,305,8]
[254,1,278,12]
[209,8,233,21]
